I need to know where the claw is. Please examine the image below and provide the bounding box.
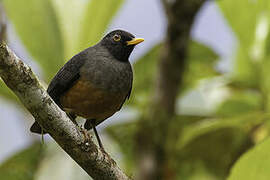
[80,127,91,142]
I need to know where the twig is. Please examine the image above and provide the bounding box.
[0,43,131,180]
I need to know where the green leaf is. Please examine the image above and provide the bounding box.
[230,47,260,89]
[261,59,270,111]
[218,1,270,88]
[177,112,268,149]
[216,89,262,117]
[0,143,44,180]
[3,0,65,81]
[218,0,270,48]
[49,0,88,60]
[228,137,270,180]
[50,0,124,59]
[177,127,251,180]
[77,0,124,52]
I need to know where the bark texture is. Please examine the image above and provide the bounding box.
[135,0,206,179]
[0,43,131,180]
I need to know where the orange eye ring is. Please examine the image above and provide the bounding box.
[113,34,121,42]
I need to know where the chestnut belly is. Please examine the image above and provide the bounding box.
[60,79,127,122]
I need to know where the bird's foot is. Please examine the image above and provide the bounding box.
[80,126,91,142]
[79,127,93,152]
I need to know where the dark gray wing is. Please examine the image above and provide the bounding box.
[47,52,87,106]
[31,50,88,134]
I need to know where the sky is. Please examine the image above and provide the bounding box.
[0,0,236,163]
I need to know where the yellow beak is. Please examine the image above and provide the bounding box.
[127,38,144,46]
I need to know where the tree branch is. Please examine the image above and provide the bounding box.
[135,0,206,179]
[0,43,131,180]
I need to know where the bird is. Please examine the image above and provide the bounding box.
[30,30,144,149]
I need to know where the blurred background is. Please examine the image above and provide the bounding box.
[1,0,270,179]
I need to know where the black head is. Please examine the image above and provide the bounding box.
[100,30,144,61]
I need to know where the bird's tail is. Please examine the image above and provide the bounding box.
[30,121,47,134]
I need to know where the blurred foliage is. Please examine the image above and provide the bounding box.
[78,0,124,52]
[49,0,87,60]
[106,112,270,179]
[2,0,270,179]
[3,0,64,81]
[0,143,44,180]
[130,44,161,109]
[1,0,124,103]
[175,127,251,180]
[216,88,262,117]
[228,137,270,180]
[218,0,270,89]
[130,40,219,109]
[109,0,270,179]
[34,141,90,180]
[1,0,124,82]
[106,122,138,174]
[50,0,124,60]
[0,141,91,180]
[183,40,219,90]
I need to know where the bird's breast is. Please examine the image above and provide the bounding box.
[80,56,133,94]
[60,79,128,121]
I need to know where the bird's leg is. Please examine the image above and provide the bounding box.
[92,123,104,150]
[85,119,104,150]
[87,120,115,164]
[67,113,91,140]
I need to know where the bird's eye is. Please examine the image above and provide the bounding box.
[113,34,121,42]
